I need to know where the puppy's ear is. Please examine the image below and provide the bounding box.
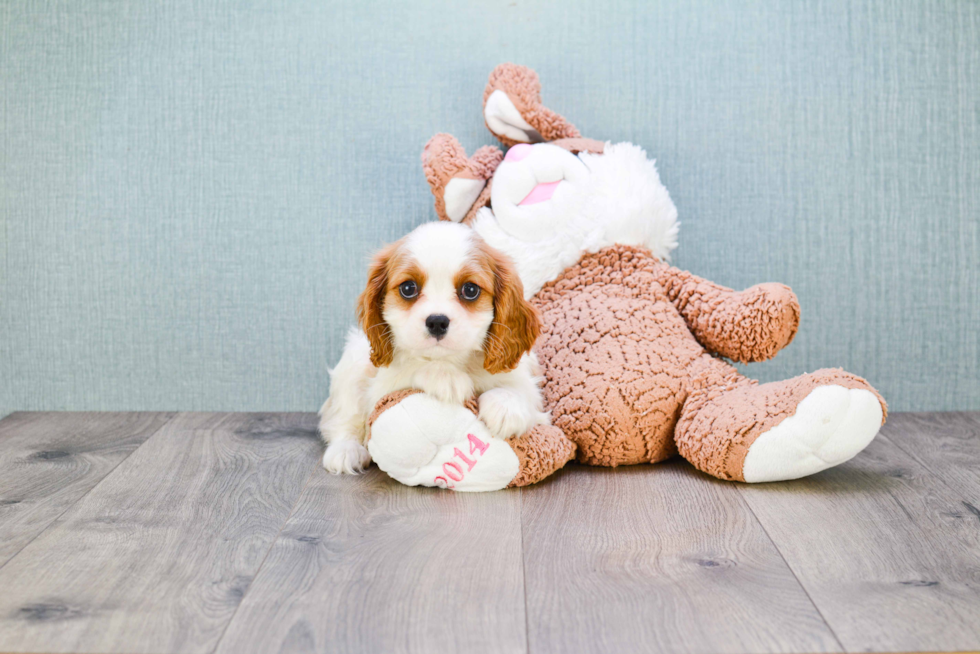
[357,242,397,367]
[483,245,540,374]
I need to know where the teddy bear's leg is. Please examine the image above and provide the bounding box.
[675,356,887,482]
[367,390,574,491]
[421,133,502,224]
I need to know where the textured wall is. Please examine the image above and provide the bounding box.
[2,0,978,416]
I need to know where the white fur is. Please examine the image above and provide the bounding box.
[742,385,883,482]
[321,439,373,475]
[319,328,374,473]
[473,141,679,298]
[319,222,548,474]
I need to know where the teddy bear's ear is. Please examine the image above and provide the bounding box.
[483,64,581,148]
[422,134,503,223]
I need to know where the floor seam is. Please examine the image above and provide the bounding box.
[735,485,847,653]
[0,411,179,574]
[208,460,319,654]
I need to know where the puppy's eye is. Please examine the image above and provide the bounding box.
[460,282,481,301]
[398,281,418,300]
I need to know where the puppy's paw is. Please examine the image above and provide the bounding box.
[322,440,372,474]
[478,388,543,440]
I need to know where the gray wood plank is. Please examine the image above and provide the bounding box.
[520,462,841,654]
[0,412,320,654]
[883,412,980,504]
[0,411,175,567]
[738,424,980,653]
[214,466,526,654]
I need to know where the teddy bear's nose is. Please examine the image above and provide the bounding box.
[504,143,533,163]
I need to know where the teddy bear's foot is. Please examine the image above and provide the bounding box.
[367,390,576,491]
[741,384,883,482]
[367,391,520,491]
[421,134,503,223]
[483,64,581,146]
[676,367,887,482]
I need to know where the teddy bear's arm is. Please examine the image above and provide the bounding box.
[654,264,801,363]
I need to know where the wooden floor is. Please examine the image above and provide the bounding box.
[0,412,978,654]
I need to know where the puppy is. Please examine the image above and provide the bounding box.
[319,221,549,474]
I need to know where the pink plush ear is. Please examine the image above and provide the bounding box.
[422,134,503,223]
[483,64,581,147]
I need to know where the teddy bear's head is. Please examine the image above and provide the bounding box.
[423,64,679,297]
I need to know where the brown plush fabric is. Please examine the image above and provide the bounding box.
[550,137,606,155]
[532,244,885,477]
[505,425,577,488]
[534,245,705,466]
[483,63,581,147]
[656,266,800,363]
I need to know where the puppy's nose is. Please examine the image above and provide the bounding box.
[425,314,450,338]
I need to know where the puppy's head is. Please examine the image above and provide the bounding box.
[357,222,539,373]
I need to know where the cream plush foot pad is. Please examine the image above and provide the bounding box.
[368,392,520,492]
[484,90,542,144]
[742,385,884,482]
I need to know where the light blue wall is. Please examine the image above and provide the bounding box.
[2,0,978,416]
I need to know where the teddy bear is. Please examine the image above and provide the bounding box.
[366,63,886,490]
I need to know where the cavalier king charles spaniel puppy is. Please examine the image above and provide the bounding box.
[319,221,548,474]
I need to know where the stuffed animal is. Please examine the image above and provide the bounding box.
[367,63,886,490]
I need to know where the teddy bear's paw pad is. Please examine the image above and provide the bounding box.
[742,385,883,483]
[485,90,543,144]
[368,393,519,492]
[444,177,487,222]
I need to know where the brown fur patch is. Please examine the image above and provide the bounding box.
[472,239,541,374]
[356,240,409,367]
